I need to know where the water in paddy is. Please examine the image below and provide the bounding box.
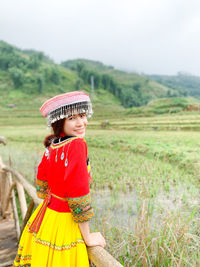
[91,186,199,232]
[91,189,138,229]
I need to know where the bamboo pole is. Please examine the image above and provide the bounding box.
[16,181,27,220]
[0,157,20,238]
[87,246,123,267]
[0,136,7,145]
[3,181,16,218]
[3,166,41,206]
[0,157,10,215]
[0,260,14,267]
[7,171,21,240]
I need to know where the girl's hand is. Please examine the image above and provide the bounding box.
[78,222,106,248]
[85,232,106,248]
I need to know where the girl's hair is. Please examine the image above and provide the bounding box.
[44,119,65,147]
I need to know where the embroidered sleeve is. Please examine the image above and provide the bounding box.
[36,148,49,199]
[65,138,94,223]
[36,180,48,199]
[67,193,94,222]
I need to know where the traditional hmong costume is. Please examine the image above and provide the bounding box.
[13,92,94,267]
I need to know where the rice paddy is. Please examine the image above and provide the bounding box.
[0,113,199,266]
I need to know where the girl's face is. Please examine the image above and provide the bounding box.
[63,113,88,137]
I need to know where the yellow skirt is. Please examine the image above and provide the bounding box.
[13,202,89,267]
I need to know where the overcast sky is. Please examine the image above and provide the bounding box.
[1,0,200,75]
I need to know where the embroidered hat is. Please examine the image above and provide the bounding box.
[40,91,93,126]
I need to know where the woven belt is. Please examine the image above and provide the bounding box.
[51,193,67,202]
[29,190,67,234]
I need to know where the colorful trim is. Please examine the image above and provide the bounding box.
[36,179,48,199]
[15,254,32,263]
[34,238,84,251]
[13,238,85,266]
[13,264,31,267]
[50,137,79,149]
[67,193,94,223]
[72,210,94,223]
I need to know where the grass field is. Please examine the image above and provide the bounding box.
[0,115,199,266]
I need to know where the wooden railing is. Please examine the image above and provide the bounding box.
[0,156,123,267]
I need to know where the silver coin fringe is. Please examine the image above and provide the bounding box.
[47,101,93,127]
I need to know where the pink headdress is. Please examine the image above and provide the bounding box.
[40,91,93,126]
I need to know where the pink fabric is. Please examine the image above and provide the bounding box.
[40,91,91,117]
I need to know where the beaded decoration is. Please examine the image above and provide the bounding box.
[40,91,93,127]
[47,101,92,126]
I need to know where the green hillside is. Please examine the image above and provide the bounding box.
[0,41,80,98]
[147,72,200,97]
[0,41,175,113]
[61,59,179,107]
[1,41,198,120]
[126,97,200,116]
[0,41,125,125]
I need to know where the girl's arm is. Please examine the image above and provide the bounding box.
[78,221,106,248]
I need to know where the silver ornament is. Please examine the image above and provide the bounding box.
[45,148,49,157]
[65,158,68,167]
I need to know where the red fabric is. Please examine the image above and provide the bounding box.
[36,138,90,213]
[29,190,51,233]
[64,139,89,198]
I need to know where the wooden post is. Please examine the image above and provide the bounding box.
[3,166,41,205]
[87,246,123,267]
[0,260,14,267]
[0,136,7,145]
[3,181,16,218]
[16,181,27,220]
[0,156,20,238]
[7,171,21,240]
[0,157,10,216]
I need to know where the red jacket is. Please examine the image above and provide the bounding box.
[36,137,94,223]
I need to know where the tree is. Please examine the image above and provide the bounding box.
[76,63,85,76]
[110,78,117,94]
[50,67,61,85]
[133,83,141,92]
[0,41,14,54]
[102,74,111,90]
[36,73,44,93]
[75,79,83,90]
[94,72,101,88]
[80,68,90,83]
[0,54,11,70]
[9,67,25,88]
[28,54,40,69]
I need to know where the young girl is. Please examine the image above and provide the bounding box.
[13,91,106,267]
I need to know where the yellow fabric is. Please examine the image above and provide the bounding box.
[13,203,89,267]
